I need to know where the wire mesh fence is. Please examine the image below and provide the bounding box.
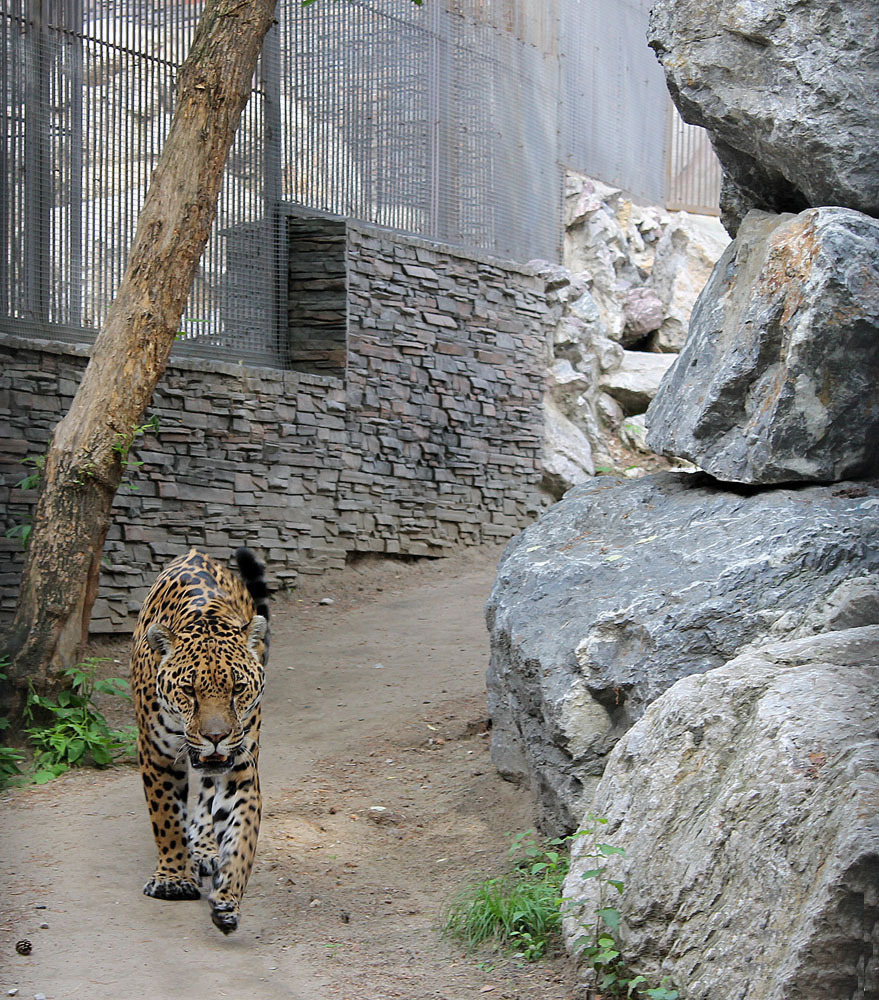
[2,0,720,368]
[665,104,723,216]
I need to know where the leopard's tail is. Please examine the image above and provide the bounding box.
[235,547,270,663]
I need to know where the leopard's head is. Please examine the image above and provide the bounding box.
[147,616,267,774]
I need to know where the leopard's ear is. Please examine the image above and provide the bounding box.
[244,615,267,654]
[147,623,176,657]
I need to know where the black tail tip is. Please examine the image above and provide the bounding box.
[235,546,264,580]
[235,547,270,623]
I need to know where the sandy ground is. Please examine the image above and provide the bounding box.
[0,546,582,1000]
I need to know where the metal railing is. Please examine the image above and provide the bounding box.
[665,101,722,216]
[2,0,720,368]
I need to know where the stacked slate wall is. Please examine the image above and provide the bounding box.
[341,224,546,555]
[0,223,547,633]
[287,215,348,376]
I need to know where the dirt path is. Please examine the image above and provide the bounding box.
[1,548,580,1000]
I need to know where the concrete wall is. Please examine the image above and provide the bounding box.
[0,224,548,633]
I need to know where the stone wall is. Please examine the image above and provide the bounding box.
[287,215,348,377]
[0,223,547,633]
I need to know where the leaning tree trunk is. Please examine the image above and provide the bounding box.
[1,0,277,723]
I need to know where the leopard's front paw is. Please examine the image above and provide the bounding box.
[143,873,201,900]
[210,901,239,935]
[194,852,219,879]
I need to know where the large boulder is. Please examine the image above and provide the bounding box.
[648,0,879,235]
[485,472,879,831]
[563,626,879,1000]
[646,208,879,485]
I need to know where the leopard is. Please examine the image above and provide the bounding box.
[130,546,269,934]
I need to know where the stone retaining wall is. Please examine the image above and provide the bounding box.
[1,223,547,633]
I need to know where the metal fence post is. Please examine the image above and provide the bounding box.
[262,15,286,365]
[65,0,84,328]
[23,0,51,322]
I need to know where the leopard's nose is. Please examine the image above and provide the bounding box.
[201,719,232,748]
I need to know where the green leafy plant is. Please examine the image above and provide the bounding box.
[4,454,46,549]
[443,819,679,996]
[0,661,25,791]
[112,414,160,491]
[16,454,46,491]
[23,658,137,784]
[442,830,570,962]
[5,521,33,548]
[0,741,25,790]
[570,816,678,999]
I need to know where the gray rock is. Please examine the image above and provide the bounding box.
[563,626,879,1000]
[600,350,676,416]
[540,396,595,500]
[648,0,879,235]
[648,212,729,352]
[646,208,879,485]
[618,413,650,455]
[485,472,879,831]
[622,287,663,340]
[564,176,645,343]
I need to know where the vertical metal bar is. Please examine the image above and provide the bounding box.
[262,16,285,364]
[24,0,50,321]
[427,1,442,240]
[0,3,12,317]
[67,0,83,327]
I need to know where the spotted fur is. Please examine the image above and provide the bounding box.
[131,547,269,934]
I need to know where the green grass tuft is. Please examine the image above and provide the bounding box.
[442,831,568,961]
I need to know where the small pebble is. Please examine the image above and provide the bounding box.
[319,597,334,606]
[14,940,31,956]
[35,994,46,1000]
[38,922,49,930]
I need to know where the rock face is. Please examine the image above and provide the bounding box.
[648,0,879,235]
[648,212,730,352]
[563,627,879,1000]
[564,175,663,345]
[485,472,879,831]
[536,174,729,498]
[541,396,595,497]
[646,208,879,485]
[600,350,675,417]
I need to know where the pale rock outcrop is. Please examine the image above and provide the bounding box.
[600,350,675,417]
[648,212,730,351]
[564,174,668,345]
[485,471,879,830]
[538,176,731,496]
[648,0,879,235]
[541,395,595,499]
[563,626,879,1000]
[647,207,879,485]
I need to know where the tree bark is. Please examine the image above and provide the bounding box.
[2,0,278,723]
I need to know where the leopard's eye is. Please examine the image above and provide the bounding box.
[180,682,196,699]
[232,680,247,697]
